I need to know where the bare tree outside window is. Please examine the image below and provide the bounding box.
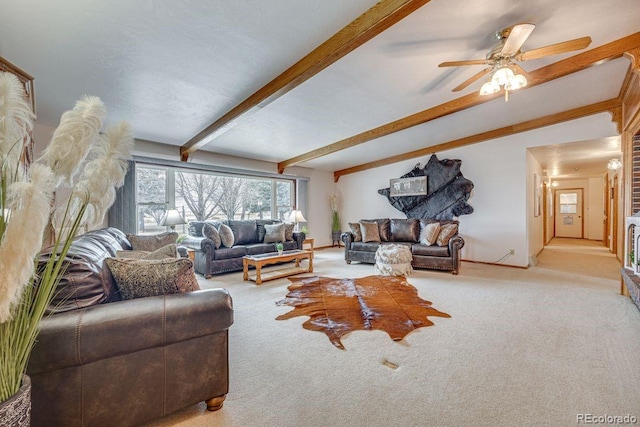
[175,171,220,221]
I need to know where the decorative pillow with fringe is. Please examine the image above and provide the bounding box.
[128,232,178,252]
[436,223,458,247]
[349,222,363,242]
[116,243,178,260]
[105,258,200,300]
[419,222,441,246]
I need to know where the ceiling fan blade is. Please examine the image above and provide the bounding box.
[439,59,487,67]
[518,36,592,61]
[452,67,493,92]
[500,23,536,56]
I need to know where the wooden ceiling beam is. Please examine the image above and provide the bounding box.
[278,31,640,173]
[179,0,432,162]
[333,98,620,181]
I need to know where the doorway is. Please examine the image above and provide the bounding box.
[555,189,583,238]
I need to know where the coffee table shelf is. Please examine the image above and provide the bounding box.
[243,250,313,285]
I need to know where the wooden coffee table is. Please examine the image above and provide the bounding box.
[243,250,313,285]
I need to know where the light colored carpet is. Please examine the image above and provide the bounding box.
[144,239,640,427]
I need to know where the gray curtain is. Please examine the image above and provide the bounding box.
[108,161,136,234]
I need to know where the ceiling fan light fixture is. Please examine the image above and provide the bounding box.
[479,80,500,95]
[608,158,622,170]
[505,73,527,91]
[491,66,515,86]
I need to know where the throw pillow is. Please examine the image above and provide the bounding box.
[284,222,295,241]
[436,223,458,247]
[116,244,178,260]
[349,222,362,242]
[218,223,235,248]
[128,232,178,252]
[264,223,286,243]
[203,223,222,249]
[360,221,381,243]
[105,258,200,300]
[419,222,441,246]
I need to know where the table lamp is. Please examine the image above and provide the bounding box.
[160,209,187,231]
[287,210,306,232]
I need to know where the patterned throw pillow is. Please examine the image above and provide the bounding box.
[360,221,381,243]
[264,223,286,243]
[105,258,200,300]
[284,222,295,241]
[218,223,235,248]
[203,223,222,249]
[419,223,441,246]
[116,244,178,260]
[128,232,178,252]
[436,223,458,247]
[349,222,362,242]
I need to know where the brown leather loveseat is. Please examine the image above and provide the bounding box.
[342,218,465,274]
[27,228,234,427]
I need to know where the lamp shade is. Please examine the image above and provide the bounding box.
[288,210,307,223]
[160,209,187,227]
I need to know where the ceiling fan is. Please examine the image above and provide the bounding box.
[439,24,592,97]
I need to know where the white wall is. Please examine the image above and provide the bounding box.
[337,113,618,268]
[550,177,605,241]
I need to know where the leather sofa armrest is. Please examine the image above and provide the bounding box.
[341,231,353,246]
[449,234,465,251]
[293,231,305,249]
[180,235,215,253]
[28,289,233,375]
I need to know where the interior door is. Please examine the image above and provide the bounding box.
[555,189,583,238]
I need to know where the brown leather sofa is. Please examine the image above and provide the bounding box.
[341,218,464,274]
[181,219,305,278]
[27,228,234,427]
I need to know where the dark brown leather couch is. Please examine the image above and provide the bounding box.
[181,219,305,278]
[342,218,465,274]
[27,228,234,427]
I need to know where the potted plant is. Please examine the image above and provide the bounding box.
[330,193,342,245]
[0,72,132,424]
[275,242,284,255]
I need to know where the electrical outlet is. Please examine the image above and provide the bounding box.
[509,249,515,255]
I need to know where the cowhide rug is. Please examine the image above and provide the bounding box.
[275,275,450,349]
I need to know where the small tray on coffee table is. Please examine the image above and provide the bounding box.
[243,250,313,285]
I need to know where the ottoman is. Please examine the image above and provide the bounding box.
[374,244,413,276]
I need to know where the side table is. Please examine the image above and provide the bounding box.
[303,238,314,251]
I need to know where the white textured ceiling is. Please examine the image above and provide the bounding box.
[0,0,637,176]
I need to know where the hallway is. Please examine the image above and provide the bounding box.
[537,237,621,282]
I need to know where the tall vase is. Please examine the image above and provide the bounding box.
[0,375,31,427]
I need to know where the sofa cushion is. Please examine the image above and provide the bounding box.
[213,246,247,260]
[256,219,280,242]
[412,244,450,257]
[360,221,381,243]
[245,243,275,256]
[348,222,363,242]
[203,223,222,249]
[219,224,235,248]
[419,222,441,246]
[283,240,298,251]
[362,218,390,241]
[228,220,258,245]
[390,218,420,242]
[128,232,178,252]
[105,258,200,300]
[115,244,178,260]
[436,223,458,247]
[351,241,381,252]
[284,222,295,241]
[264,223,286,243]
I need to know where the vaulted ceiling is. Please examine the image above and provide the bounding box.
[1,0,638,179]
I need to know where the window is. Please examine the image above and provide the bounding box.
[134,164,294,234]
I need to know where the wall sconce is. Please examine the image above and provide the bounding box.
[608,158,622,170]
[551,181,559,188]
